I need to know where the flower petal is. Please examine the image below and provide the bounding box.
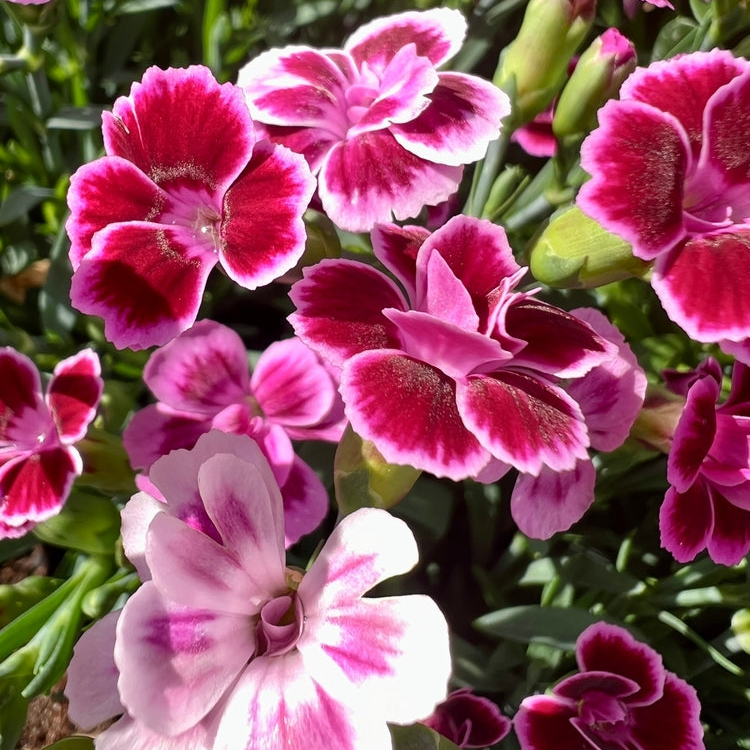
[95,715,212,750]
[197,453,286,592]
[659,481,713,563]
[0,348,43,446]
[345,8,466,70]
[319,131,462,232]
[289,259,407,368]
[576,623,665,707]
[341,351,490,480]
[115,582,254,736]
[578,99,689,260]
[214,650,389,750]
[66,157,168,269]
[103,65,255,196]
[70,222,217,350]
[120,490,163,581]
[220,140,315,289]
[371,223,429,303]
[510,460,596,539]
[66,610,123,729]
[392,72,508,166]
[46,349,102,444]
[705,487,750,566]
[457,372,589,475]
[280,456,330,546]
[652,231,750,343]
[514,694,580,750]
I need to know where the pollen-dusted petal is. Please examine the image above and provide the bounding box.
[667,374,719,493]
[66,156,168,269]
[576,622,666,707]
[220,141,315,289]
[143,320,250,413]
[504,299,614,379]
[289,259,408,368]
[514,694,581,750]
[46,349,103,444]
[371,223,430,303]
[238,46,354,131]
[115,582,254,736]
[197,453,286,592]
[457,372,589,476]
[69,222,217,351]
[392,72,509,166]
[510,460,596,540]
[620,49,746,158]
[345,8,466,70]
[652,231,750,343]
[252,337,336,428]
[104,65,256,196]
[629,673,705,750]
[659,481,713,563]
[299,596,450,724]
[250,123,340,174]
[578,99,689,260]
[0,448,79,526]
[214,650,388,750]
[341,351,491,481]
[318,131,462,233]
[705,487,750,566]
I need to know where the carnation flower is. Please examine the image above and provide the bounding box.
[237,9,509,232]
[66,430,451,750]
[66,65,315,350]
[660,358,750,565]
[578,50,750,350]
[123,319,345,545]
[0,348,102,538]
[514,622,705,750]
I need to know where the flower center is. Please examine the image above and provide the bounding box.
[344,65,380,127]
[254,577,305,658]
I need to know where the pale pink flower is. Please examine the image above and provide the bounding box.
[66,430,451,750]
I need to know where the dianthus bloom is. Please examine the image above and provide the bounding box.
[422,688,511,748]
[514,622,705,750]
[0,348,102,538]
[290,215,644,537]
[578,50,750,351]
[123,320,345,544]
[660,358,750,565]
[66,430,451,750]
[237,9,509,232]
[66,65,315,350]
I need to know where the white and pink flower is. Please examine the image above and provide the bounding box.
[123,320,345,545]
[66,430,451,750]
[66,65,315,350]
[0,348,102,538]
[237,9,509,232]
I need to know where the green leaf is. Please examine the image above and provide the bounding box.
[474,605,605,650]
[389,723,461,750]
[0,576,62,628]
[42,738,96,750]
[0,186,55,227]
[47,106,105,131]
[0,673,28,750]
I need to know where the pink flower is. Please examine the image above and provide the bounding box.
[0,348,102,538]
[66,430,451,750]
[66,65,315,350]
[578,50,750,349]
[514,622,705,750]
[289,215,643,540]
[422,688,511,748]
[660,358,750,565]
[237,9,509,232]
[122,320,345,545]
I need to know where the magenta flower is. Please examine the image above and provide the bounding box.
[66,65,315,350]
[289,215,617,490]
[237,9,509,232]
[422,688,511,748]
[514,622,705,750]
[122,319,345,545]
[66,430,451,750]
[660,358,750,565]
[0,348,102,538]
[578,50,750,349]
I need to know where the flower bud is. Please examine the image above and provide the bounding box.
[529,205,650,288]
[629,386,686,454]
[334,424,421,515]
[493,0,596,125]
[553,28,637,139]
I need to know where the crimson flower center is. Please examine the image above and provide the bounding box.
[254,590,305,658]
